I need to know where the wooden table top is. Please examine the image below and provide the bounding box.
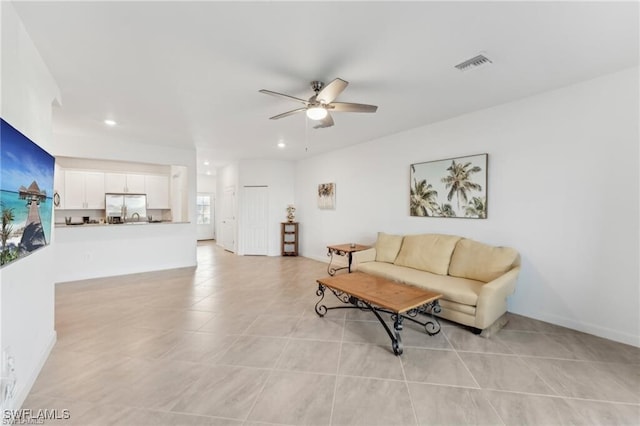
[316,272,441,314]
[327,243,371,253]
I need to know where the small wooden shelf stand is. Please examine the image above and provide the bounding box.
[281,222,299,256]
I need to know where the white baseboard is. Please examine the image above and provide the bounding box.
[306,254,330,264]
[511,308,639,347]
[10,331,57,411]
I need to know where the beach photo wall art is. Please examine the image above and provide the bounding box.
[1,118,55,267]
[410,153,487,219]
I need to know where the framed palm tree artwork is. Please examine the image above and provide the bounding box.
[410,154,487,219]
[318,183,336,209]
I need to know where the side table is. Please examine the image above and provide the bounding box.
[326,243,371,276]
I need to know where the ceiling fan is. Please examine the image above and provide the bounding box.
[259,78,377,129]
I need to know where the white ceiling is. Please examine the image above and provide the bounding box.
[12,1,639,175]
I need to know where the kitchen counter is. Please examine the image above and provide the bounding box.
[54,220,196,282]
[55,221,189,228]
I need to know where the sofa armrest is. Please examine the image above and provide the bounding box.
[352,248,376,271]
[475,267,520,329]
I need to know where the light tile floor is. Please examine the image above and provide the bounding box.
[23,241,640,425]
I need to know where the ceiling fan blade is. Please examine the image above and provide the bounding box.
[329,102,378,113]
[269,108,306,120]
[316,78,348,104]
[313,113,334,129]
[259,89,309,105]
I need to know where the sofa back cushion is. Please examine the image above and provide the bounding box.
[449,238,519,282]
[375,232,404,263]
[394,234,461,275]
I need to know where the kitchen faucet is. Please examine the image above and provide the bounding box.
[131,212,140,222]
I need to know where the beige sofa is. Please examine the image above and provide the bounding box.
[352,232,520,334]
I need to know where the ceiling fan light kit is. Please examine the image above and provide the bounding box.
[259,77,377,129]
[306,106,327,120]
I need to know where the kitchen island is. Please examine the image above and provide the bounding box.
[54,221,196,282]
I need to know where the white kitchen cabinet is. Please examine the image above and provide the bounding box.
[127,174,146,193]
[65,170,105,209]
[145,174,170,209]
[105,173,145,194]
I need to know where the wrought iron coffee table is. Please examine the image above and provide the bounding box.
[315,272,442,355]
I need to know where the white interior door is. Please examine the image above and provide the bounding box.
[242,186,268,256]
[196,193,215,240]
[221,187,235,252]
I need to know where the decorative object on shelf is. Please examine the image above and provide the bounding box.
[0,118,55,268]
[318,182,336,209]
[410,153,487,219]
[286,204,296,222]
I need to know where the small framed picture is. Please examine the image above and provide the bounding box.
[318,182,336,209]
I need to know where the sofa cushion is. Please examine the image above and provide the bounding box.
[358,262,482,306]
[449,238,519,283]
[439,299,476,316]
[394,234,461,275]
[375,232,404,263]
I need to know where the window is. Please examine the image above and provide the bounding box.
[196,195,211,225]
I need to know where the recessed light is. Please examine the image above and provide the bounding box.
[206,171,211,175]
[203,160,210,166]
[277,142,286,148]
[104,119,117,126]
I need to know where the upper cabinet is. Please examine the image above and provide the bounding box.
[59,165,170,211]
[64,171,105,209]
[105,173,145,194]
[145,174,170,209]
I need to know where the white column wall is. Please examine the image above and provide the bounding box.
[294,68,639,346]
[0,2,62,410]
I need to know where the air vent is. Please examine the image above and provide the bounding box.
[455,54,492,71]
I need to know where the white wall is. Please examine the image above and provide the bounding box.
[215,160,294,255]
[238,160,295,256]
[0,1,61,410]
[196,174,217,194]
[295,67,639,346]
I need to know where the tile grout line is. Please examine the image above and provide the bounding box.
[242,313,303,424]
[498,333,571,397]
[328,313,347,426]
[445,328,507,425]
[516,352,564,398]
[468,387,640,405]
[398,337,420,426]
[444,330,482,390]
